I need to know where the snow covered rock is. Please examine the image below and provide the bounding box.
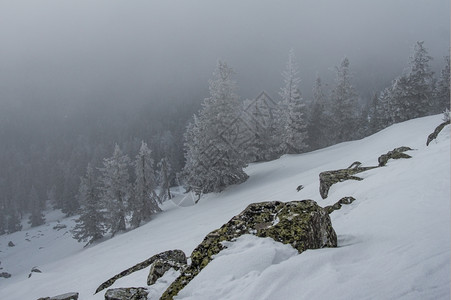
[324,196,356,214]
[36,292,79,300]
[95,249,186,294]
[426,120,450,146]
[8,241,15,247]
[0,271,11,278]
[319,164,377,199]
[147,256,187,286]
[377,146,413,167]
[104,288,148,300]
[161,200,336,299]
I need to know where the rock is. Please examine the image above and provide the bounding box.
[378,146,413,167]
[95,249,186,294]
[324,196,356,214]
[53,224,67,231]
[37,292,78,300]
[104,288,148,300]
[161,200,336,300]
[296,185,304,192]
[319,165,377,199]
[147,257,187,286]
[32,266,42,273]
[0,272,11,278]
[8,241,15,247]
[426,120,450,146]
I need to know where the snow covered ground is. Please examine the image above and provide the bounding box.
[0,114,449,300]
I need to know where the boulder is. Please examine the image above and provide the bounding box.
[161,200,336,300]
[0,272,11,278]
[147,257,187,286]
[37,292,79,300]
[426,120,450,146]
[319,164,377,199]
[324,196,356,214]
[8,241,15,247]
[104,288,148,300]
[53,224,67,231]
[378,146,413,167]
[95,250,186,294]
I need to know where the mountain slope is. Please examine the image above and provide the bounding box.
[0,114,449,299]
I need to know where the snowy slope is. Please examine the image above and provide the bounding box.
[0,114,449,300]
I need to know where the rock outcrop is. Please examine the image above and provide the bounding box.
[147,257,187,286]
[104,288,148,300]
[37,292,79,300]
[319,163,377,199]
[95,250,186,294]
[8,241,15,247]
[161,200,336,300]
[324,196,356,214]
[426,120,450,146]
[0,272,11,278]
[378,146,413,167]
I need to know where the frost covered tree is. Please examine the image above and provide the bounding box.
[158,157,173,202]
[130,141,160,228]
[72,164,106,247]
[99,144,131,236]
[434,55,450,112]
[182,61,248,196]
[278,49,308,153]
[389,41,434,122]
[330,57,359,143]
[28,185,45,227]
[307,75,328,150]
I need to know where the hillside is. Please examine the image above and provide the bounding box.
[0,114,449,300]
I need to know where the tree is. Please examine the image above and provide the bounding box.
[158,157,173,202]
[182,61,248,197]
[389,41,434,122]
[307,75,328,150]
[130,141,160,228]
[330,57,359,143]
[434,55,450,112]
[28,185,45,227]
[99,144,131,236]
[72,164,106,247]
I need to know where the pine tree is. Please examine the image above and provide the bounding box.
[182,61,248,196]
[72,164,106,247]
[28,185,45,227]
[0,198,6,235]
[330,57,359,143]
[99,144,131,236]
[5,207,22,234]
[278,49,308,153]
[158,157,173,202]
[434,55,450,112]
[130,141,160,228]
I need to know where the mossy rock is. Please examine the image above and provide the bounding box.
[324,196,356,214]
[319,165,377,199]
[161,200,337,299]
[95,250,186,294]
[426,120,450,146]
[104,288,148,300]
[378,146,413,167]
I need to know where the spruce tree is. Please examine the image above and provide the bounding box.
[307,75,328,150]
[434,55,450,112]
[130,141,160,228]
[278,49,308,153]
[28,185,45,227]
[72,164,106,247]
[182,61,248,196]
[99,144,131,236]
[158,157,173,202]
[330,57,359,143]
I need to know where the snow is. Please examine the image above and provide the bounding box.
[0,114,449,299]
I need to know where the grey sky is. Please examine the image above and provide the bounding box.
[0,0,449,104]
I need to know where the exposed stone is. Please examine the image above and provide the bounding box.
[37,292,79,300]
[161,200,336,300]
[147,258,187,286]
[0,272,11,278]
[31,266,42,273]
[426,120,450,146]
[378,146,413,167]
[8,241,15,247]
[324,196,356,214]
[104,288,148,300]
[53,224,67,231]
[319,165,377,199]
[95,249,186,294]
[296,185,304,192]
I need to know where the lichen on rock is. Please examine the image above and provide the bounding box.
[161,200,337,300]
[426,120,450,146]
[378,146,413,167]
[147,256,187,286]
[104,288,148,300]
[37,292,79,300]
[324,196,356,214]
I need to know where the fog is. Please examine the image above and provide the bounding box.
[0,0,449,105]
